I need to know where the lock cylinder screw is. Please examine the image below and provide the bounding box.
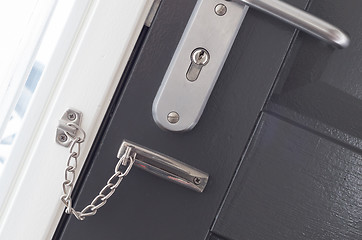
[167,111,180,124]
[215,4,227,16]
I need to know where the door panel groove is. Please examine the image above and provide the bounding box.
[208,112,263,236]
[212,113,362,240]
[209,1,313,237]
[264,109,362,156]
[261,0,312,112]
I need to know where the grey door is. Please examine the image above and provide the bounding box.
[54,0,362,239]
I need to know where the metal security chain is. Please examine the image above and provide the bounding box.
[60,122,135,220]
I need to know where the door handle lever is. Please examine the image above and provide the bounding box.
[236,0,350,48]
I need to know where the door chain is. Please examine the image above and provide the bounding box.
[60,122,135,221]
[57,109,209,220]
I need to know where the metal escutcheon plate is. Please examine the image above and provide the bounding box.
[152,0,249,131]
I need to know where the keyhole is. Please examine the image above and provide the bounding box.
[186,48,210,81]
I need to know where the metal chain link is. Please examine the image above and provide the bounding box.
[60,122,135,220]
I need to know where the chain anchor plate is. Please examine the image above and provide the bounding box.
[56,109,83,147]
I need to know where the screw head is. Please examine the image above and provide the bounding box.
[191,48,210,66]
[58,133,68,143]
[167,111,180,124]
[193,177,201,185]
[215,4,227,16]
[67,112,77,121]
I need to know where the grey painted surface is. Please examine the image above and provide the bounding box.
[207,232,225,240]
[212,113,362,240]
[55,0,362,239]
[266,0,362,149]
[212,0,362,239]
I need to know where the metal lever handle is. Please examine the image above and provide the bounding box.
[237,0,350,48]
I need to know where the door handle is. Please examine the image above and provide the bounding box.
[152,0,350,132]
[237,0,350,48]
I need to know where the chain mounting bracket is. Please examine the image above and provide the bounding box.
[56,109,83,147]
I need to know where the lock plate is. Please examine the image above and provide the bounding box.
[152,0,248,131]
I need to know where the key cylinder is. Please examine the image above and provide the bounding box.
[186,48,210,81]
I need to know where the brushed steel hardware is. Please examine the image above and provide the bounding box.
[56,109,83,147]
[59,127,208,220]
[167,111,180,124]
[215,3,227,16]
[186,48,210,82]
[152,0,350,132]
[118,140,209,192]
[153,0,248,131]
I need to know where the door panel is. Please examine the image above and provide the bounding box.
[212,1,362,239]
[266,0,362,147]
[55,0,362,239]
[211,113,362,240]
